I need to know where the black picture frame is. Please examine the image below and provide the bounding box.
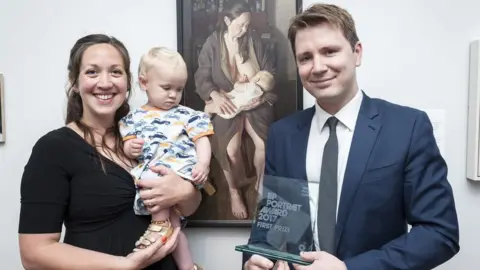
[176,0,304,227]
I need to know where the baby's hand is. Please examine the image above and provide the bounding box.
[238,74,249,83]
[192,162,209,185]
[124,138,144,159]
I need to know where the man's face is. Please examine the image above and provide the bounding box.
[295,22,362,110]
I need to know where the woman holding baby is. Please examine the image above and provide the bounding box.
[194,0,277,219]
[18,34,201,270]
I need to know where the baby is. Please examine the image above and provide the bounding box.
[119,47,213,270]
[204,40,275,119]
[204,70,275,119]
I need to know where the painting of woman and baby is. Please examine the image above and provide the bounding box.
[180,0,302,225]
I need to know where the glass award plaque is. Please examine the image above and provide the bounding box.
[235,174,315,266]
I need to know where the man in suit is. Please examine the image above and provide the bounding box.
[243,3,459,270]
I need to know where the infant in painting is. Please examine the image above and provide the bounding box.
[204,58,275,119]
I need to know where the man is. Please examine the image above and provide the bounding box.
[243,3,459,270]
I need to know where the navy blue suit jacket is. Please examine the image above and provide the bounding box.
[245,92,459,270]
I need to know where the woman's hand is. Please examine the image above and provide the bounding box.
[263,92,277,106]
[123,227,180,270]
[136,166,192,212]
[244,93,268,111]
[244,98,262,111]
[238,74,249,83]
[244,90,277,110]
[210,90,237,116]
[248,92,277,110]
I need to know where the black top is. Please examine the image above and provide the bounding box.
[18,127,177,270]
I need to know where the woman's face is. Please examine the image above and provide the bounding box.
[225,12,251,38]
[76,43,128,123]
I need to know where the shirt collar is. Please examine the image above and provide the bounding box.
[314,90,363,132]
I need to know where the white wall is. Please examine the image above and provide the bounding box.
[0,0,479,269]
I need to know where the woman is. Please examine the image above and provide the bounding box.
[18,34,201,270]
[194,0,276,219]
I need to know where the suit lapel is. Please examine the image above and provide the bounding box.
[335,93,382,250]
[280,107,315,254]
[287,107,315,252]
[289,107,315,181]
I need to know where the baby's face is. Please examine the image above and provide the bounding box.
[142,64,187,110]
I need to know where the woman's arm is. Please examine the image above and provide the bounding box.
[20,230,177,270]
[194,35,220,101]
[18,134,131,270]
[20,234,127,270]
[251,31,277,105]
[252,31,275,75]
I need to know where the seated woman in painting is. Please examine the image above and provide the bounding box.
[194,0,277,219]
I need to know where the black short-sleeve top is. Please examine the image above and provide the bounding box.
[18,127,177,270]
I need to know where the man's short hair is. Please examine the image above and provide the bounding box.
[287,3,359,54]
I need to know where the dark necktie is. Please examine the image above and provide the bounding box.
[317,116,339,254]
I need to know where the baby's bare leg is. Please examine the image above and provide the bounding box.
[135,170,174,249]
[172,231,195,270]
[141,169,171,239]
[135,208,172,249]
[151,209,170,223]
[170,213,195,270]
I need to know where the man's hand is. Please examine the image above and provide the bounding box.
[124,138,144,159]
[244,254,275,270]
[293,251,347,270]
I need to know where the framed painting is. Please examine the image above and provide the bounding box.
[177,0,303,226]
[0,74,5,143]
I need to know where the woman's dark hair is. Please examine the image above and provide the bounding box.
[66,34,133,170]
[216,0,252,62]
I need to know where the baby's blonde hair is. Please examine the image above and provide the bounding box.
[138,46,186,77]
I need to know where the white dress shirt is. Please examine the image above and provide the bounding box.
[306,90,363,251]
